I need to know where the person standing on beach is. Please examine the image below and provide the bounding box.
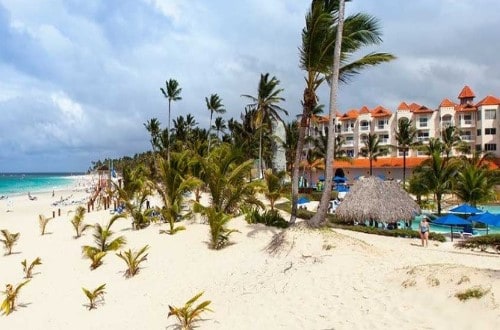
[419,216,430,247]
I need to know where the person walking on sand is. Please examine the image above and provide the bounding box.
[419,216,430,247]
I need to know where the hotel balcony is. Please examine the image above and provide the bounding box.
[359,125,370,131]
[459,119,475,128]
[460,135,473,142]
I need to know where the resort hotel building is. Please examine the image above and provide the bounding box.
[303,86,500,181]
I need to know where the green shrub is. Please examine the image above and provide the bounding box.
[455,286,490,301]
[455,234,500,252]
[248,209,288,228]
[328,224,446,242]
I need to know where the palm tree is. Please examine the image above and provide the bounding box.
[291,0,396,224]
[454,162,496,207]
[160,79,182,162]
[394,117,418,186]
[156,151,202,234]
[284,120,299,172]
[213,116,227,139]
[414,144,458,215]
[144,118,162,154]
[242,73,288,179]
[115,165,154,230]
[205,94,226,152]
[263,169,287,211]
[360,133,389,176]
[441,125,463,159]
[198,143,264,214]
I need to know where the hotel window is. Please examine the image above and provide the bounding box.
[377,119,387,129]
[477,129,481,136]
[475,144,482,152]
[485,144,497,151]
[360,120,369,131]
[419,117,428,127]
[346,149,354,157]
[346,136,354,146]
[477,109,481,121]
[485,128,496,135]
[417,131,429,142]
[485,110,496,120]
[379,134,389,143]
[463,114,472,125]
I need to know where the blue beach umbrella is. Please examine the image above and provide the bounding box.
[468,212,500,234]
[297,197,310,205]
[333,176,347,182]
[433,214,472,242]
[449,203,483,214]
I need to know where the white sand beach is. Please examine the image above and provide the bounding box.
[1,179,499,329]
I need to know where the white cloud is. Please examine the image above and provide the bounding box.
[51,92,85,124]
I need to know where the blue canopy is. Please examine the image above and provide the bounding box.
[318,175,325,181]
[297,197,310,205]
[449,203,483,214]
[433,214,472,242]
[468,211,500,227]
[335,185,349,192]
[333,176,347,182]
[433,214,471,226]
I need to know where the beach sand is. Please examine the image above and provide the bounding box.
[0,181,499,329]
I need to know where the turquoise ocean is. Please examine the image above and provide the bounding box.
[0,173,84,196]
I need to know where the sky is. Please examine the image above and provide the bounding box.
[1,0,500,172]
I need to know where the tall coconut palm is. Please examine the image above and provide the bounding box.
[360,133,389,176]
[144,118,162,154]
[291,0,396,224]
[144,118,162,174]
[213,116,227,140]
[394,117,418,186]
[242,73,288,179]
[160,79,182,162]
[441,125,463,159]
[205,94,226,152]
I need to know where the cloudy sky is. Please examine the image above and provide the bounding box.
[1,0,499,172]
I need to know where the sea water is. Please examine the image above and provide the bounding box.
[0,173,83,196]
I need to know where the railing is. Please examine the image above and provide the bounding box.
[460,135,473,141]
[417,137,429,142]
[360,126,369,131]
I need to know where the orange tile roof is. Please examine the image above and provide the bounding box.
[408,103,421,112]
[476,95,500,106]
[371,105,392,117]
[332,157,427,169]
[412,105,434,114]
[359,106,370,114]
[439,98,456,107]
[455,103,477,112]
[397,102,410,111]
[458,85,475,99]
[339,109,359,120]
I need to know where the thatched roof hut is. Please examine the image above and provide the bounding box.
[335,176,420,223]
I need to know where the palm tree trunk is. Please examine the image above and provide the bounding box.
[167,100,171,163]
[208,111,213,152]
[309,0,345,227]
[289,123,307,224]
[259,129,263,179]
[370,158,373,176]
[403,150,406,187]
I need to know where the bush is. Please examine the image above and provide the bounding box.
[455,234,500,252]
[329,224,446,242]
[248,209,288,228]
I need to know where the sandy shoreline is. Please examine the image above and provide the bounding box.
[1,179,499,329]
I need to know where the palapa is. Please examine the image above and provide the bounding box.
[335,176,420,223]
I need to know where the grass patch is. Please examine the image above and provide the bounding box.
[455,234,500,253]
[455,286,490,301]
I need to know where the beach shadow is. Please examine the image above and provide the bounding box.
[246,224,280,238]
[410,243,424,247]
[4,251,22,256]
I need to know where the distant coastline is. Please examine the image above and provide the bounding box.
[0,172,86,196]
